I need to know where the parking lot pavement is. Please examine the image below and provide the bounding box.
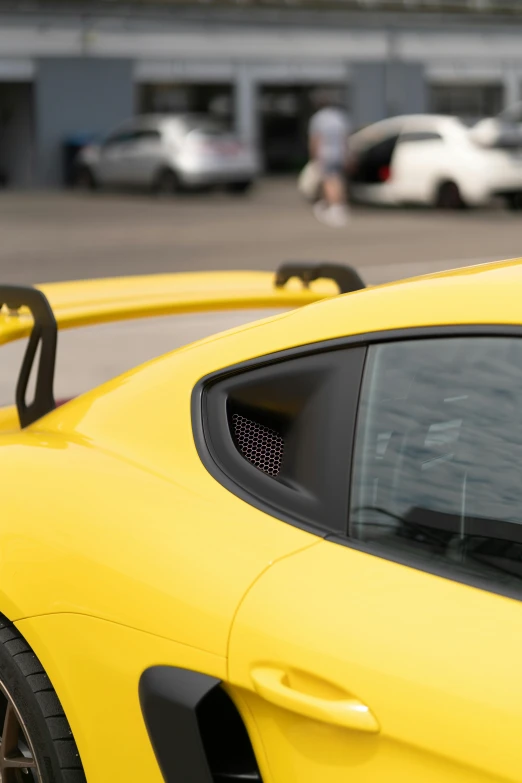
[0,177,521,402]
[1,178,521,287]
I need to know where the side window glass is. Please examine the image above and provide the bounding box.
[134,130,162,143]
[351,134,400,184]
[350,337,522,596]
[103,131,133,147]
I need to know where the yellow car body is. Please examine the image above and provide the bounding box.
[1,260,522,782]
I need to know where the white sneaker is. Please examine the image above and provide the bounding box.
[328,204,350,227]
[313,202,349,227]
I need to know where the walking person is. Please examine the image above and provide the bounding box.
[308,90,351,227]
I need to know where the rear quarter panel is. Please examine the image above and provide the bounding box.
[0,426,316,656]
[17,612,226,783]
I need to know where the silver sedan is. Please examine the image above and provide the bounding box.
[74,113,260,194]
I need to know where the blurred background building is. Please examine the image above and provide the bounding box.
[1,0,522,187]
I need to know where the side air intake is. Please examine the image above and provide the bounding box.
[139,667,263,783]
[231,412,284,477]
[198,686,262,782]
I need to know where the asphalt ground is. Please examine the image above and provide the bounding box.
[1,177,521,402]
[2,177,522,285]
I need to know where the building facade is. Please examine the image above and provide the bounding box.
[1,0,522,186]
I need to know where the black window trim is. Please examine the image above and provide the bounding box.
[193,341,367,537]
[192,323,522,602]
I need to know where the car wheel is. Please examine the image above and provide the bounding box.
[152,168,180,196]
[0,618,85,782]
[506,193,522,211]
[225,181,253,195]
[72,166,96,191]
[435,181,466,210]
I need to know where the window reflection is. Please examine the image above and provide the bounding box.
[350,338,522,592]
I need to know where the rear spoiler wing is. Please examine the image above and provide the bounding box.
[0,262,364,428]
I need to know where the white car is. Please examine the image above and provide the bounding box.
[74,113,260,194]
[348,114,522,209]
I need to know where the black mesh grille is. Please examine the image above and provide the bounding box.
[231,413,284,477]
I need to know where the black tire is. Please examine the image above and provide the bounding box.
[506,193,522,211]
[435,181,466,210]
[71,166,96,191]
[225,180,253,195]
[0,617,85,782]
[152,168,180,195]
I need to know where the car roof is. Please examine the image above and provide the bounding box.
[87,257,522,377]
[123,113,221,130]
[273,257,522,344]
[43,258,522,453]
[187,257,522,370]
[80,258,522,378]
[359,114,462,128]
[351,114,466,144]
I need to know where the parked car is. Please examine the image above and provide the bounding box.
[468,104,522,168]
[3,258,522,782]
[347,114,522,209]
[73,113,260,194]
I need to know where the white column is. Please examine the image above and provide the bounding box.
[504,67,520,111]
[234,65,258,150]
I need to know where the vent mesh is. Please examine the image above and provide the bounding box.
[231,413,284,477]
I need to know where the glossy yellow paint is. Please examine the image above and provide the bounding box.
[16,613,225,782]
[0,426,317,652]
[249,665,380,733]
[0,270,337,347]
[229,540,522,783]
[0,405,20,432]
[33,258,522,497]
[1,259,521,782]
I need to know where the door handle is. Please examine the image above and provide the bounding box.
[251,667,379,733]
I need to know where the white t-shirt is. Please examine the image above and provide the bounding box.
[309,107,350,165]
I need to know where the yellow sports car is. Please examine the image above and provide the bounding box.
[0,258,521,783]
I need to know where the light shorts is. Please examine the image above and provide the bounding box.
[320,161,345,177]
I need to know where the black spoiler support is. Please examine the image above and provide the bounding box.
[0,264,362,429]
[0,285,57,428]
[275,262,365,295]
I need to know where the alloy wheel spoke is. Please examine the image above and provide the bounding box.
[0,695,39,781]
[3,755,36,769]
[1,702,20,761]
